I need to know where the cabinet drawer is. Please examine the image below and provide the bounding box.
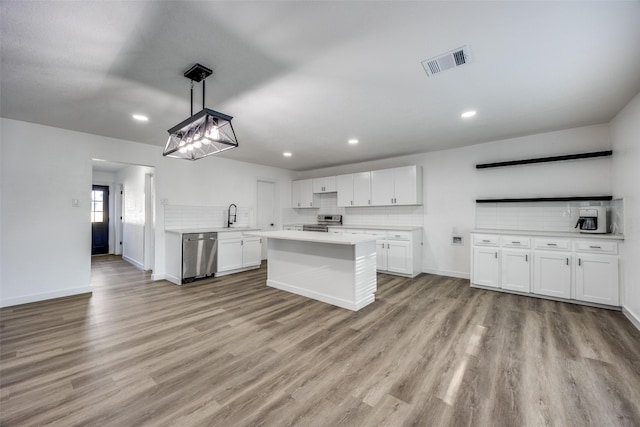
[217,231,243,240]
[365,230,388,237]
[387,231,411,241]
[341,228,365,234]
[501,236,531,248]
[473,235,499,246]
[534,238,571,251]
[575,240,618,254]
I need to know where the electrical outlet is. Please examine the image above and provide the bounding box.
[452,235,464,246]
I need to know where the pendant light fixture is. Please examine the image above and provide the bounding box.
[163,63,239,160]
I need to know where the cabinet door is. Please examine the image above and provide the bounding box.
[392,166,418,205]
[371,169,395,206]
[501,249,531,293]
[473,247,500,288]
[323,176,336,192]
[300,179,315,207]
[387,240,412,275]
[291,180,302,208]
[336,174,354,207]
[242,238,262,267]
[533,251,571,299]
[217,238,243,272]
[575,254,619,305]
[376,240,387,271]
[312,177,325,193]
[353,172,371,206]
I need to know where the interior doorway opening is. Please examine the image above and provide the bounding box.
[91,160,156,273]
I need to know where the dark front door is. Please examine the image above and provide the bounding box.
[91,185,109,255]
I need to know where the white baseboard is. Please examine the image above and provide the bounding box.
[122,255,144,271]
[151,273,167,282]
[622,306,640,332]
[422,268,470,280]
[0,286,92,308]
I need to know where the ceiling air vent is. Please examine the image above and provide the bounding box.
[421,45,471,76]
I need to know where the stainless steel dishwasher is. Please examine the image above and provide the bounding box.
[182,232,217,283]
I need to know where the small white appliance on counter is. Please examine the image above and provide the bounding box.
[575,207,608,234]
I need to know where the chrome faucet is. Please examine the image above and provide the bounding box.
[228,204,237,227]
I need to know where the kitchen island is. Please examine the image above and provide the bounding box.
[245,230,378,311]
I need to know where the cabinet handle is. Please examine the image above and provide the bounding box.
[482,239,490,243]
[525,254,528,262]
[589,245,601,249]
[350,200,353,205]
[241,240,243,246]
[368,200,371,204]
[547,243,557,246]
[512,241,520,244]
[495,252,498,259]
[309,202,312,207]
[578,258,581,266]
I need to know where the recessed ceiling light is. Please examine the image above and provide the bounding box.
[348,139,359,144]
[461,110,477,118]
[283,152,292,157]
[132,114,148,121]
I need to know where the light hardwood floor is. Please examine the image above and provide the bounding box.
[1,255,639,426]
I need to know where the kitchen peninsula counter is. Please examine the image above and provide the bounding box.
[246,230,378,310]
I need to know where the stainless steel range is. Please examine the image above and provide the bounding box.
[302,214,342,232]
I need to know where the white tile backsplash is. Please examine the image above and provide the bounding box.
[475,200,624,234]
[165,205,251,229]
[283,192,424,227]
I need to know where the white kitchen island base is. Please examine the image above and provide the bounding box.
[248,231,377,311]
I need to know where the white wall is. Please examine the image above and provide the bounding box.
[298,123,612,278]
[0,118,295,307]
[611,92,640,328]
[117,165,154,270]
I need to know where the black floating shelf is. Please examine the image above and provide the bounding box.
[476,196,613,204]
[476,150,612,169]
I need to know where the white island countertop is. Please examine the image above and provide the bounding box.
[246,230,378,245]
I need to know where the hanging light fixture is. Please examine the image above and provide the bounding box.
[163,63,239,160]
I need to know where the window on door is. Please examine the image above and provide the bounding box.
[91,189,105,223]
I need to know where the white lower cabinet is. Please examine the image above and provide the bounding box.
[501,249,531,293]
[217,233,262,275]
[473,247,500,288]
[386,240,412,275]
[575,253,619,305]
[472,232,621,308]
[376,240,387,271]
[533,251,572,299]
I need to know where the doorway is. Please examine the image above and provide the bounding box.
[256,179,277,260]
[91,185,110,255]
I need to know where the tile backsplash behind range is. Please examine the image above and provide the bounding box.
[475,200,623,234]
[283,193,424,227]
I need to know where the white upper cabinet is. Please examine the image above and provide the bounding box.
[336,174,354,207]
[371,166,422,206]
[312,176,336,193]
[337,172,371,207]
[353,172,372,206]
[292,179,316,208]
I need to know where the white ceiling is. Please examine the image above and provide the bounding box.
[2,1,639,171]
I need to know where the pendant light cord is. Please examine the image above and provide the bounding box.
[190,80,194,116]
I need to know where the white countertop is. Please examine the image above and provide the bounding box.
[283,224,422,231]
[472,229,624,240]
[165,227,260,235]
[245,230,378,245]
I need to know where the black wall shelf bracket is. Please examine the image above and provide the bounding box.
[476,196,613,203]
[476,150,612,169]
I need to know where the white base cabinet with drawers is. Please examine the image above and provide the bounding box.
[216,232,262,277]
[471,232,621,308]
